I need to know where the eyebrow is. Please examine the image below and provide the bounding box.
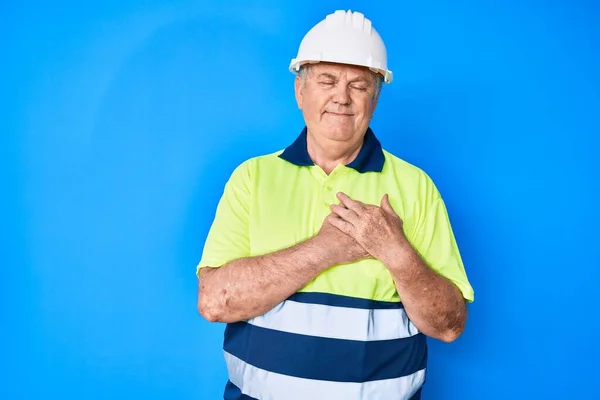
[316,73,338,80]
[316,73,373,84]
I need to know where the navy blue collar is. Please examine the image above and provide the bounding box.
[278,127,385,173]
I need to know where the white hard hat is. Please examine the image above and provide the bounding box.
[289,10,393,84]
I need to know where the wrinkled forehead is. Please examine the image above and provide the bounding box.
[306,62,380,82]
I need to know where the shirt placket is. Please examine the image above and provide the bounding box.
[313,168,342,227]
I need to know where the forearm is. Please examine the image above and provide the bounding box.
[198,237,330,323]
[382,242,467,342]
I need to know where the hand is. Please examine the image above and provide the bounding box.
[314,213,371,266]
[329,192,408,262]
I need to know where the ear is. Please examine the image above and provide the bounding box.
[294,75,304,110]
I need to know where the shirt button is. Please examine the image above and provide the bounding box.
[326,186,333,191]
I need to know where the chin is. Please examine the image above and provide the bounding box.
[326,131,355,142]
[321,122,357,142]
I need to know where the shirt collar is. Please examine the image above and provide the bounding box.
[278,126,385,173]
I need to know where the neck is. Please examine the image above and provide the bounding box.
[306,132,364,175]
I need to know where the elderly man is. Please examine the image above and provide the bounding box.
[196,9,474,400]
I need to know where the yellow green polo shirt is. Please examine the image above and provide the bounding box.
[197,126,474,400]
[197,127,473,303]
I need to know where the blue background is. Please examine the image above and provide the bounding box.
[2,0,599,398]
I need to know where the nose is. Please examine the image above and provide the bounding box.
[332,83,351,105]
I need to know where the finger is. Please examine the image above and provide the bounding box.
[381,194,402,222]
[336,192,365,213]
[330,204,358,224]
[327,214,354,236]
[380,194,395,214]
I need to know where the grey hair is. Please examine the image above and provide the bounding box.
[297,64,313,85]
[373,75,383,100]
[297,64,383,101]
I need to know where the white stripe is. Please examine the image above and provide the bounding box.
[225,351,425,400]
[247,299,419,341]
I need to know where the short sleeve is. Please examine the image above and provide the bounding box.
[196,160,252,277]
[409,195,475,303]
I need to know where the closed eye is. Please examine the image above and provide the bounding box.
[318,81,336,87]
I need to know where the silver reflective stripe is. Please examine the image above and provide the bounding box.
[246,300,419,341]
[225,351,425,400]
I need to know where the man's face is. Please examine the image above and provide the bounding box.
[294,62,381,144]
